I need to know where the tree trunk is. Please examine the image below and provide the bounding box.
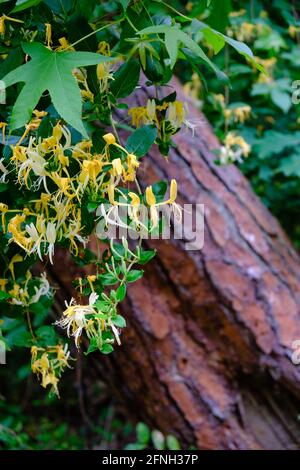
[52,79,300,450]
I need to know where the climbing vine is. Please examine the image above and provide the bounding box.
[0,0,259,395]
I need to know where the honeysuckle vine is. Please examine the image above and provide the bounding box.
[0,0,258,395]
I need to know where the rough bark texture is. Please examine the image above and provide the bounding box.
[52,79,300,450]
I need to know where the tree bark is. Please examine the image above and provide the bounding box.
[52,79,300,450]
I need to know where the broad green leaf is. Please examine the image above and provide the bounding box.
[165,30,179,68]
[253,131,300,159]
[222,35,253,58]
[36,325,57,344]
[277,153,300,177]
[201,26,225,54]
[110,59,140,99]
[126,125,157,157]
[12,0,42,12]
[2,42,111,137]
[137,24,219,75]
[207,0,232,33]
[270,88,291,113]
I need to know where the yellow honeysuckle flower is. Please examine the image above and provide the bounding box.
[87,274,97,291]
[0,122,7,144]
[45,23,52,48]
[0,203,8,233]
[56,37,74,51]
[145,179,178,227]
[97,41,111,56]
[0,278,8,291]
[111,158,124,177]
[79,159,103,184]
[55,293,99,348]
[0,15,23,35]
[103,133,116,145]
[128,106,148,127]
[8,254,23,281]
[145,186,157,206]
[167,101,186,128]
[81,89,94,102]
[129,192,140,207]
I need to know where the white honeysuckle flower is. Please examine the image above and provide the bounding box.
[30,273,51,304]
[55,293,99,348]
[46,222,57,264]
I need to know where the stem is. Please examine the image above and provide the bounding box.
[26,308,36,341]
[66,19,123,50]
[158,1,192,22]
[125,13,139,33]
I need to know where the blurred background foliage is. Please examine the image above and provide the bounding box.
[1,0,299,449]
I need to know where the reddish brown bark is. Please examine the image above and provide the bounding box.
[52,80,300,450]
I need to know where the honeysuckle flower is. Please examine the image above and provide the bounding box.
[26,222,43,260]
[0,158,9,183]
[46,222,57,264]
[55,293,99,347]
[45,23,52,48]
[8,214,30,250]
[0,122,7,144]
[111,158,124,177]
[145,179,179,228]
[219,132,251,165]
[103,133,116,145]
[0,203,8,232]
[30,273,51,304]
[224,105,252,124]
[0,15,23,36]
[0,278,8,291]
[31,344,72,396]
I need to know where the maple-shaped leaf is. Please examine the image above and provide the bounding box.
[1,42,111,137]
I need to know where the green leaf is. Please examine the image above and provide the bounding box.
[12,0,41,11]
[86,337,98,354]
[277,153,300,177]
[2,42,111,137]
[207,0,232,33]
[136,422,150,444]
[165,30,179,68]
[222,35,253,59]
[0,290,10,301]
[138,249,156,265]
[112,314,126,328]
[137,24,219,76]
[116,284,126,302]
[126,125,157,157]
[100,343,114,354]
[36,325,57,344]
[116,0,129,11]
[124,443,146,450]
[270,88,291,113]
[126,269,143,283]
[110,59,140,99]
[166,434,181,450]
[201,26,225,54]
[253,131,300,159]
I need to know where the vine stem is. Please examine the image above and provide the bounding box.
[157,1,192,22]
[66,19,123,50]
[25,308,36,341]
